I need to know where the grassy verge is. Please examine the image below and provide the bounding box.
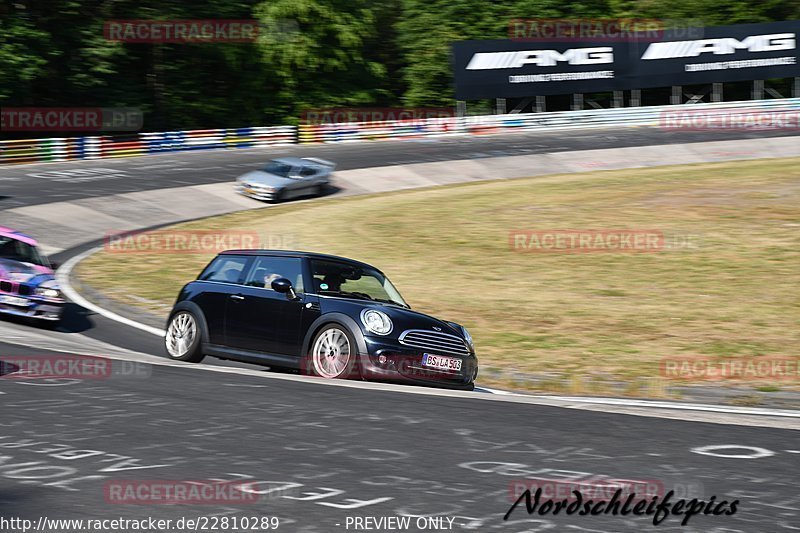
[76,158,800,396]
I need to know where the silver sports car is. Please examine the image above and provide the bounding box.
[235,157,336,202]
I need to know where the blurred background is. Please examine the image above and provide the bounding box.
[2,0,799,133]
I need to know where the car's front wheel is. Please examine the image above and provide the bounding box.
[165,311,205,362]
[309,324,359,379]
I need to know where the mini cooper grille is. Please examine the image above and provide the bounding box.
[398,330,470,356]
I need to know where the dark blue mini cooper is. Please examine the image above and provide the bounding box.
[165,250,478,390]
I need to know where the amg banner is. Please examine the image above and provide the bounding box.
[452,40,630,99]
[453,21,798,99]
[631,20,798,88]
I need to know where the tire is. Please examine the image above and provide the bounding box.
[165,310,205,363]
[308,324,360,379]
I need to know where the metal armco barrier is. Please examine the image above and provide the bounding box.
[298,98,800,143]
[2,100,797,164]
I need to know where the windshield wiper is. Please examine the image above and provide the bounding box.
[332,292,408,308]
[338,291,374,301]
[373,298,409,309]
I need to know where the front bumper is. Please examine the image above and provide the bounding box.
[236,183,278,202]
[359,336,478,390]
[0,295,63,321]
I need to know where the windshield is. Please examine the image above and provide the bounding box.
[311,260,408,308]
[262,161,295,178]
[0,236,49,267]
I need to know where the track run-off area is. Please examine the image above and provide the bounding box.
[1,125,799,532]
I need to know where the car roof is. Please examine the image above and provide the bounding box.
[272,157,312,167]
[271,157,333,170]
[0,226,38,246]
[220,249,378,270]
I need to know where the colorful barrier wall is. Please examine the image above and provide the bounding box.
[0,126,296,165]
[2,99,797,164]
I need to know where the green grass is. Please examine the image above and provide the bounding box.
[76,157,800,393]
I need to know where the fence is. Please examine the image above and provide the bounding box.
[298,98,800,142]
[2,99,797,165]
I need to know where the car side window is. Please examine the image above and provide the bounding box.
[244,256,305,292]
[199,256,249,284]
[300,167,316,177]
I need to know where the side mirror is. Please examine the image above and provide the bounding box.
[271,277,297,299]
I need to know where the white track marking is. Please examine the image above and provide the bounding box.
[0,320,155,359]
[691,444,775,459]
[56,246,167,337]
[1,318,798,428]
[28,137,800,426]
[538,395,800,418]
[49,250,800,424]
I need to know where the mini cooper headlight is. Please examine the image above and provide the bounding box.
[35,287,60,299]
[360,309,393,335]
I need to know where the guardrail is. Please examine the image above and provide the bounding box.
[2,99,797,164]
[298,98,800,142]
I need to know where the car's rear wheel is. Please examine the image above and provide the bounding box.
[310,324,359,379]
[165,311,205,362]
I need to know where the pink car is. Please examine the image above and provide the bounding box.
[0,227,64,322]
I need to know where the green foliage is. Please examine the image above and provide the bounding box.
[253,0,397,118]
[0,0,797,131]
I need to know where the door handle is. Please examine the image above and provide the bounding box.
[230,294,245,300]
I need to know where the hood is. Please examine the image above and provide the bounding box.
[367,303,466,340]
[385,305,460,329]
[0,257,54,283]
[315,294,469,343]
[236,170,297,188]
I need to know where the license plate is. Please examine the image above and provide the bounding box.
[0,295,30,306]
[422,353,462,372]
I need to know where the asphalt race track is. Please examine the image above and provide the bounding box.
[1,347,799,532]
[6,125,796,363]
[1,127,799,532]
[0,126,796,209]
